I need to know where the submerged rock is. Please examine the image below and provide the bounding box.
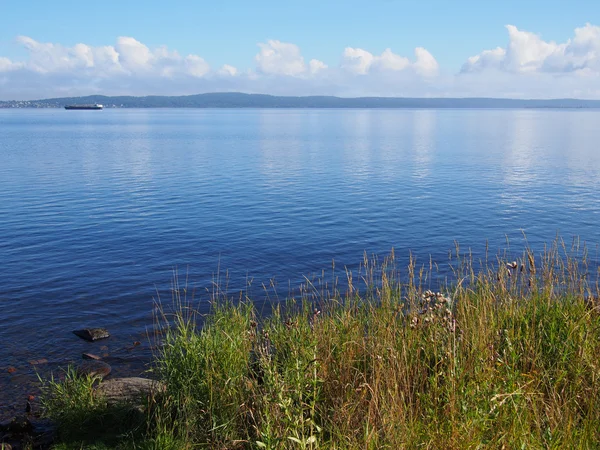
[72,328,110,342]
[77,360,112,379]
[96,377,165,410]
[5,416,32,434]
[28,359,48,366]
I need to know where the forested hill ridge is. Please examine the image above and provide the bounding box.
[2,92,600,109]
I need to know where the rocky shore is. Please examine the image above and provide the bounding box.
[1,327,158,449]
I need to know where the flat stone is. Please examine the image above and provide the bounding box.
[72,328,110,342]
[77,360,111,379]
[82,352,102,360]
[96,377,165,408]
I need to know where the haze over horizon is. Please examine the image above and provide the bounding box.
[2,0,600,100]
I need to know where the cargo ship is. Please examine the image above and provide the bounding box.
[64,104,103,110]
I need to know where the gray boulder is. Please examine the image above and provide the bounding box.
[96,377,165,410]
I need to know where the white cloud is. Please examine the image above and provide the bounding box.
[504,25,558,72]
[12,36,121,77]
[255,40,306,76]
[374,48,410,72]
[342,47,375,74]
[2,25,600,100]
[16,36,87,73]
[184,55,210,77]
[115,37,152,70]
[463,47,506,72]
[218,64,238,76]
[309,59,327,74]
[342,46,439,76]
[0,56,21,72]
[8,35,210,79]
[413,47,439,76]
[462,23,600,75]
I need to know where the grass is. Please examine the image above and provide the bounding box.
[38,367,153,449]
[40,237,600,449]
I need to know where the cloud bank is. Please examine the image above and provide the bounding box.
[462,24,600,74]
[2,24,600,100]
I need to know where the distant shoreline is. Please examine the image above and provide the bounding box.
[2,92,600,109]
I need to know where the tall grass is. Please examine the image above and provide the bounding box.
[39,367,150,449]
[43,238,600,448]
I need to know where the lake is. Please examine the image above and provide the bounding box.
[1,108,600,417]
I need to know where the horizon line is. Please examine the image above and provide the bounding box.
[3,92,600,103]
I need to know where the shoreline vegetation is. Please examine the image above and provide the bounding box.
[33,238,600,448]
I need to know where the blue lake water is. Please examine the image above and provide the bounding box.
[1,108,600,416]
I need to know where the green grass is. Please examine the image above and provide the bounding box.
[38,367,157,449]
[40,238,600,448]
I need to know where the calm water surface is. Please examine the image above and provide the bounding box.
[1,108,600,416]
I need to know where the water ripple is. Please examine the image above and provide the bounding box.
[1,108,600,417]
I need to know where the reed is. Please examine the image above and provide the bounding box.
[42,237,600,449]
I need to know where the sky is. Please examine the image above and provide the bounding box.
[1,0,600,100]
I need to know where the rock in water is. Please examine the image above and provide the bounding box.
[73,328,110,342]
[7,416,32,433]
[82,352,102,360]
[96,377,165,410]
[77,360,112,379]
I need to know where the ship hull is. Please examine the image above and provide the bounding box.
[64,105,103,110]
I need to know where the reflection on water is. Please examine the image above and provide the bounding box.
[412,109,436,181]
[499,110,539,213]
[505,110,538,187]
[341,110,374,183]
[564,112,600,189]
[259,110,305,184]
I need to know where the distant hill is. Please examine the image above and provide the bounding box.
[2,92,600,109]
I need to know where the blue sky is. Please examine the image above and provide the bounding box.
[2,0,600,99]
